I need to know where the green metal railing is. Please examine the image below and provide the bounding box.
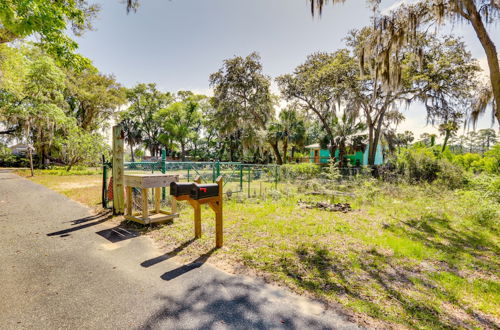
[123,150,280,198]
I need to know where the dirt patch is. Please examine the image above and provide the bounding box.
[298,200,352,212]
[56,181,100,190]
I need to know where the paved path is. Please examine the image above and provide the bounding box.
[0,170,359,330]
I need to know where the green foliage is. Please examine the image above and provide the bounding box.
[0,0,98,67]
[280,163,321,180]
[453,145,500,174]
[0,143,28,167]
[394,147,467,188]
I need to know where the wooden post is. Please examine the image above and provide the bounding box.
[215,176,223,248]
[154,187,161,213]
[112,125,125,215]
[126,186,132,216]
[171,197,177,214]
[193,176,202,238]
[142,188,149,221]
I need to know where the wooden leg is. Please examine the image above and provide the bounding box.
[142,188,149,221]
[194,204,201,238]
[215,206,223,248]
[154,187,161,213]
[126,186,132,216]
[171,197,177,214]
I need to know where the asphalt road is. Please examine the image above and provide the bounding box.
[0,170,360,330]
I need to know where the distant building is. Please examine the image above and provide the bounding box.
[305,143,384,166]
[9,143,30,156]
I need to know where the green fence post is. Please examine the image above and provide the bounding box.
[215,161,220,182]
[161,149,166,200]
[247,166,251,198]
[239,164,243,192]
[212,161,216,182]
[187,165,190,182]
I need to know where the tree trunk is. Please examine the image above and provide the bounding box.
[130,143,135,162]
[338,142,346,168]
[66,157,79,172]
[181,142,186,161]
[282,138,288,164]
[269,142,283,165]
[441,130,451,153]
[464,0,500,125]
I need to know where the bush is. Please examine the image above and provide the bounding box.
[394,147,467,188]
[0,144,29,167]
[280,163,321,180]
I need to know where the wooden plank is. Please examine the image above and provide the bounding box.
[154,187,161,213]
[126,186,132,216]
[142,188,149,221]
[124,174,178,188]
[112,126,125,214]
[124,214,145,225]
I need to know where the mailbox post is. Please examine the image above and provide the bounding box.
[170,176,224,248]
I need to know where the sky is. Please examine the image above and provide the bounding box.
[73,0,500,138]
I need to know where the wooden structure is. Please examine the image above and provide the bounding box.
[172,176,224,248]
[112,125,125,214]
[124,174,179,224]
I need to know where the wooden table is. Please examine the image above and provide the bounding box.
[124,174,179,225]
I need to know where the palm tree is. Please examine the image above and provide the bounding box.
[330,112,366,167]
[119,114,143,162]
[278,108,306,163]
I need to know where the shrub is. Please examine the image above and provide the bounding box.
[280,163,321,180]
[396,148,440,183]
[394,147,467,188]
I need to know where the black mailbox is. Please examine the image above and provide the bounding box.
[170,182,195,197]
[190,183,219,200]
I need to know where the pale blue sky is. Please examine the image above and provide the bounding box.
[74,0,499,136]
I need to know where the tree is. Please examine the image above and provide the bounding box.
[310,0,500,125]
[439,122,460,152]
[65,67,126,131]
[1,49,70,173]
[209,52,275,162]
[346,29,480,164]
[155,92,204,160]
[278,108,307,163]
[118,112,143,162]
[0,0,99,67]
[277,50,358,161]
[477,128,497,153]
[126,83,172,157]
[60,126,109,171]
[330,111,366,167]
[396,131,415,149]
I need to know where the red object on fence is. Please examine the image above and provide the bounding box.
[107,176,113,201]
[200,187,207,192]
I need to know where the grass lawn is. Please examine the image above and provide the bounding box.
[15,169,103,210]
[17,169,500,329]
[148,180,499,329]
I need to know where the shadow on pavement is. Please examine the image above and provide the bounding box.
[47,211,112,237]
[160,248,217,281]
[137,277,340,330]
[141,238,196,268]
